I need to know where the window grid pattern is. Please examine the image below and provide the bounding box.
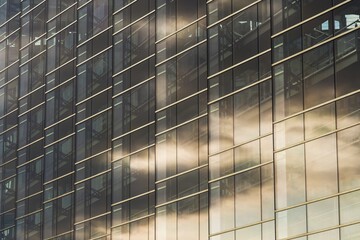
[0,0,359,239]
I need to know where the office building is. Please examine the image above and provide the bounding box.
[0,0,359,239]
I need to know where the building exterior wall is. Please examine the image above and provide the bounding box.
[0,0,359,239]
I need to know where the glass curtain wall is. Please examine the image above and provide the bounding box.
[0,0,359,239]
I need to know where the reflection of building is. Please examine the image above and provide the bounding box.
[0,0,359,239]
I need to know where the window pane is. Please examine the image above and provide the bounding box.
[308,197,339,232]
[306,134,338,200]
[275,145,306,209]
[338,125,360,191]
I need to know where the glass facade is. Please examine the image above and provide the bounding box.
[0,0,359,239]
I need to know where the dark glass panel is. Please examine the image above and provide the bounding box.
[303,43,335,108]
[274,56,303,120]
[208,0,231,25]
[233,5,258,63]
[273,26,301,62]
[208,18,233,75]
[303,13,333,49]
[335,30,360,96]
[272,0,301,34]
[302,0,332,19]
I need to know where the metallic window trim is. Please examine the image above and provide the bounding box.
[272,0,353,39]
[113,0,138,16]
[209,133,273,157]
[18,84,45,101]
[279,220,360,240]
[20,32,47,51]
[112,75,155,99]
[75,106,112,125]
[77,0,92,10]
[43,171,75,186]
[207,0,262,29]
[74,211,111,225]
[44,114,75,131]
[19,49,46,68]
[76,45,112,67]
[0,225,15,233]
[156,15,207,44]
[76,86,112,106]
[113,54,155,78]
[46,2,78,23]
[274,121,360,153]
[76,148,112,165]
[207,49,271,80]
[17,137,44,152]
[17,154,44,169]
[44,132,75,149]
[45,20,77,41]
[0,27,20,44]
[156,88,208,113]
[0,75,19,89]
[0,174,16,184]
[208,76,272,105]
[77,25,113,48]
[0,59,19,75]
[155,39,207,67]
[46,57,77,76]
[276,187,360,213]
[0,108,18,120]
[0,225,16,232]
[0,208,16,217]
[112,121,155,142]
[20,0,46,18]
[16,190,43,203]
[0,124,18,137]
[155,113,207,136]
[43,190,74,204]
[0,12,21,29]
[113,10,155,36]
[156,164,209,184]
[74,169,111,185]
[44,230,74,240]
[0,157,17,168]
[111,213,155,229]
[209,218,275,237]
[274,89,360,124]
[89,234,111,240]
[15,209,43,221]
[18,101,45,118]
[209,161,273,184]
[112,143,155,162]
[272,25,360,67]
[157,2,166,10]
[45,75,76,94]
[111,190,155,207]
[155,189,208,208]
